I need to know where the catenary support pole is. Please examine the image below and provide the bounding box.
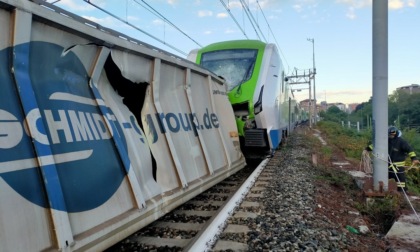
[288,97,291,133]
[372,0,388,191]
[309,79,312,128]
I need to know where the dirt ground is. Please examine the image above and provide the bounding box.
[309,128,420,252]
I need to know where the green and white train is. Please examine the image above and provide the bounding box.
[189,40,302,159]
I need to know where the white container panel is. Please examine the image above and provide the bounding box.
[31,22,97,72]
[109,50,153,84]
[0,175,54,251]
[207,79,244,167]
[97,68,162,200]
[68,177,136,236]
[0,8,9,50]
[142,85,182,192]
[189,73,229,172]
[0,6,55,251]
[156,63,208,182]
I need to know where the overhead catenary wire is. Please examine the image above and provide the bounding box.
[81,0,289,69]
[220,0,249,39]
[255,0,290,72]
[220,0,290,73]
[238,0,265,42]
[134,0,203,48]
[82,0,188,56]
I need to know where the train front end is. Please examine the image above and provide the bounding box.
[191,40,289,160]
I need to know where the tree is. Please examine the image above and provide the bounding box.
[389,90,420,130]
[351,100,372,130]
[322,105,348,123]
[322,91,420,132]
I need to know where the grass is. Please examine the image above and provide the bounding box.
[355,195,402,234]
[308,122,406,234]
[316,121,420,195]
[314,165,357,192]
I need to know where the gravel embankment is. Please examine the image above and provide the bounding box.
[217,127,387,251]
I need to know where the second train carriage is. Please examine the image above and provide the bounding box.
[188,40,297,159]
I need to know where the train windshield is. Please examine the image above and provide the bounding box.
[200,49,257,91]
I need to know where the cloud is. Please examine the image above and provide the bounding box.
[292,4,304,13]
[51,0,98,12]
[335,0,370,19]
[224,28,237,34]
[81,15,118,27]
[388,0,417,9]
[197,10,213,17]
[223,1,242,9]
[254,0,277,9]
[291,1,324,23]
[345,7,357,19]
[337,0,417,19]
[217,12,229,18]
[294,88,372,104]
[127,16,139,22]
[407,0,416,7]
[152,19,164,26]
[167,0,177,5]
[389,0,404,9]
[336,0,371,9]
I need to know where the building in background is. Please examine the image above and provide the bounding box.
[348,103,360,113]
[319,101,328,112]
[328,102,346,112]
[397,84,420,95]
[299,99,315,113]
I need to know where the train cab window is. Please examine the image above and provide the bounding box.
[200,49,257,91]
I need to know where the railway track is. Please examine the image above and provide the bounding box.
[105,159,270,251]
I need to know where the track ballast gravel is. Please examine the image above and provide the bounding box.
[215,127,387,251]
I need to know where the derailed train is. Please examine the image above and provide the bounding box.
[0,0,246,251]
[188,40,305,159]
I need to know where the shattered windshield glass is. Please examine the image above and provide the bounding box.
[200,49,257,91]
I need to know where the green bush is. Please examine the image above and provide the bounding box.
[355,194,402,233]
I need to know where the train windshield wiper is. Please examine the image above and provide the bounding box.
[235,61,255,97]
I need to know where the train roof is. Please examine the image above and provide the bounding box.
[199,40,269,52]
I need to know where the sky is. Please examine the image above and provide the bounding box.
[47,0,420,105]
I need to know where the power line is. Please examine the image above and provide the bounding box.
[80,0,289,67]
[82,0,188,56]
[220,0,249,39]
[239,0,266,42]
[238,0,262,41]
[134,0,202,47]
[255,0,290,72]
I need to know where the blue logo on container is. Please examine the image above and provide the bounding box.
[0,42,128,212]
[0,42,221,213]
